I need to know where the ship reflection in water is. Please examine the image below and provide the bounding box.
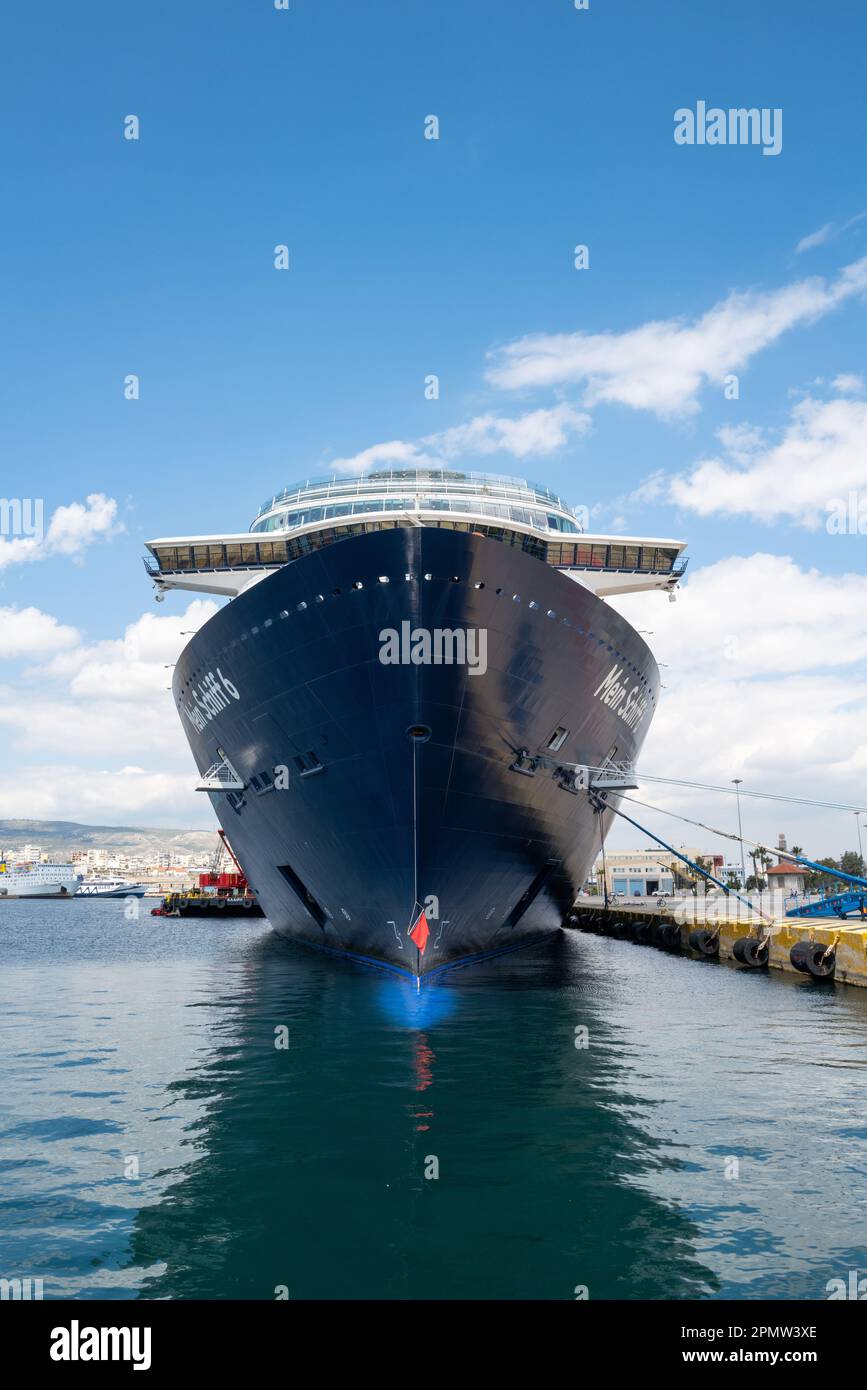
[374,978,457,1135]
[4,903,867,1300]
[129,930,720,1301]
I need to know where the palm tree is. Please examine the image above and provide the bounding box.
[748,846,770,892]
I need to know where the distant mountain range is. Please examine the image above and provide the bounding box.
[0,818,218,859]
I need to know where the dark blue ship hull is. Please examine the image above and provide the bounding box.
[172,527,659,976]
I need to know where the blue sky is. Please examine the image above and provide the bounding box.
[1,0,866,857]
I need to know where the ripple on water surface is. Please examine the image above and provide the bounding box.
[1,901,866,1299]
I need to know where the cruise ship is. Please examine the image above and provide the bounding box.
[0,861,81,898]
[145,469,686,977]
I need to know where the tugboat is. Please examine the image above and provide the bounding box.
[151,831,264,918]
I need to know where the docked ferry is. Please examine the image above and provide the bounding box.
[145,469,686,976]
[75,876,147,898]
[0,861,81,898]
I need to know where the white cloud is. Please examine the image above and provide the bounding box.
[795,209,867,254]
[609,553,867,676]
[670,392,867,525]
[624,472,667,505]
[713,422,767,464]
[45,494,118,555]
[606,555,867,856]
[427,405,590,459]
[0,606,81,659]
[0,494,119,570]
[485,255,867,418]
[331,405,590,474]
[832,372,864,395]
[621,672,867,858]
[0,764,204,824]
[331,439,431,475]
[795,223,834,254]
[0,601,218,782]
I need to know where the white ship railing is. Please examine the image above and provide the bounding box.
[196,757,245,792]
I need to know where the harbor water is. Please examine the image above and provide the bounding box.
[1,900,866,1300]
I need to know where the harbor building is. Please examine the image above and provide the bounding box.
[594,848,723,898]
[766,861,811,894]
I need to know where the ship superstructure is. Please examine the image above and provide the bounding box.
[145,470,685,602]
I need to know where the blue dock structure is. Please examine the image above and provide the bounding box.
[782,849,867,921]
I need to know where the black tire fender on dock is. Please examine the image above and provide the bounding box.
[610,918,631,940]
[790,940,835,978]
[689,927,720,957]
[633,919,652,945]
[653,921,681,950]
[732,935,769,967]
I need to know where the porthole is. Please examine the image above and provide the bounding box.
[406,724,432,743]
[297,601,307,611]
[352,581,363,590]
[378,575,390,584]
[474,581,485,590]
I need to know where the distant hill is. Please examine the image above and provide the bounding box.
[0,818,218,859]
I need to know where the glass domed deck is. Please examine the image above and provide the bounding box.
[251,468,581,536]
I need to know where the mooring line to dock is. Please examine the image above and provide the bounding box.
[612,791,867,908]
[577,766,865,815]
[590,794,774,924]
[596,803,610,912]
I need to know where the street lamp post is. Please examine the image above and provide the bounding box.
[733,779,747,889]
[857,812,865,870]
